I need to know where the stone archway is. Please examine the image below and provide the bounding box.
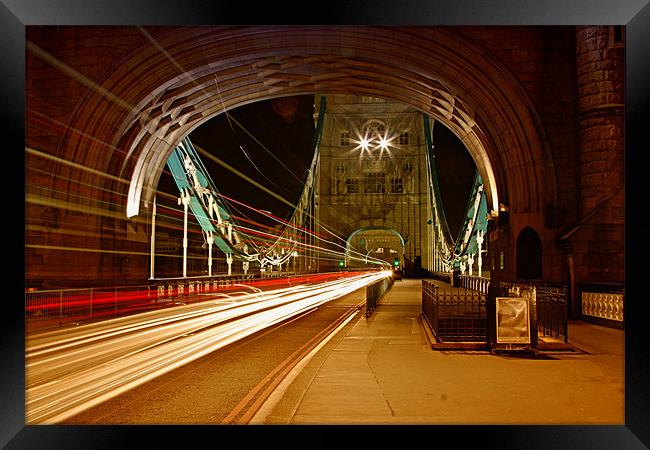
[49,26,555,222]
[27,26,564,285]
[345,227,404,269]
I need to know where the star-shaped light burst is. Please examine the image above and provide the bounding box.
[376,131,396,158]
[353,130,396,157]
[360,136,370,151]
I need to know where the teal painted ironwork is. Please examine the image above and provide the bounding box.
[423,114,456,267]
[423,115,488,271]
[451,170,488,269]
[166,137,235,255]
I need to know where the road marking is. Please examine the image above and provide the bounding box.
[221,300,364,424]
[249,309,359,424]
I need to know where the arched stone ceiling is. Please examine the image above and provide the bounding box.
[57,26,556,220]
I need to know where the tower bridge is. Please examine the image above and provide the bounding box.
[18,23,635,435]
[25,26,625,300]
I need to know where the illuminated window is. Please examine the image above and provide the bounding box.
[390,177,403,193]
[399,132,409,145]
[364,172,386,193]
[346,178,360,194]
[340,131,351,146]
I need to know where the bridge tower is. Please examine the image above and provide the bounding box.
[315,94,451,274]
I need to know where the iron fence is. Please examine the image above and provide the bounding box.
[366,275,394,316]
[26,270,383,329]
[499,281,568,342]
[25,285,155,324]
[26,274,258,327]
[421,280,487,342]
[459,274,491,294]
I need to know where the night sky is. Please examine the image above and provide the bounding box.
[179,95,475,239]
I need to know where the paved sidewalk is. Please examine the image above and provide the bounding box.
[255,278,624,425]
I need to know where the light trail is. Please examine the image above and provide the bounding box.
[25,270,391,424]
[27,41,134,113]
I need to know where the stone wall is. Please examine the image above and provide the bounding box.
[573,26,625,284]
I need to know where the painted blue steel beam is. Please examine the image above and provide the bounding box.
[166,137,234,255]
[450,170,488,269]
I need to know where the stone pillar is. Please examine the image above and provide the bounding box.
[574,26,625,284]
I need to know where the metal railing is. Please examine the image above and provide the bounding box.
[459,274,491,294]
[499,281,568,342]
[421,280,487,342]
[26,273,257,328]
[25,271,371,328]
[26,285,155,324]
[366,276,394,316]
[260,270,301,279]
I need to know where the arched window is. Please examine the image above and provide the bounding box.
[362,120,387,136]
[340,131,350,146]
[516,227,542,280]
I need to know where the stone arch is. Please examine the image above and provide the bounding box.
[345,227,405,266]
[53,26,556,224]
[341,219,410,243]
[516,226,543,280]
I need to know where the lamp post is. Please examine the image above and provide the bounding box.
[226,253,233,276]
[178,188,191,278]
[476,230,484,277]
[150,196,156,279]
[468,253,474,276]
[206,230,214,276]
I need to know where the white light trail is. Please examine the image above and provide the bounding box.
[25,271,391,424]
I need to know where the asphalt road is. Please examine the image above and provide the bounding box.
[59,283,368,424]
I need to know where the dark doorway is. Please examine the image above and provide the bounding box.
[516,227,542,280]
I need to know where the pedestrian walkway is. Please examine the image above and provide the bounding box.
[253,278,624,425]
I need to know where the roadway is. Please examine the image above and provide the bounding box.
[26,271,389,424]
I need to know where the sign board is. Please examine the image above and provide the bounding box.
[495,297,531,344]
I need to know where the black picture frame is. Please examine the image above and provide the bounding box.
[4,0,649,448]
